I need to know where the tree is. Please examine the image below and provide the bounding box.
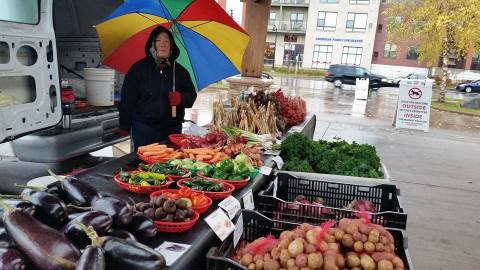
[385,0,480,102]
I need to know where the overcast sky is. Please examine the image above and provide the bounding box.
[225,0,244,26]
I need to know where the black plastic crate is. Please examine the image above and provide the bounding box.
[257,171,407,229]
[206,210,413,270]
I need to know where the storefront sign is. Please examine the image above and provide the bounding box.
[355,78,369,100]
[155,241,192,267]
[395,80,432,132]
[315,36,363,43]
[205,208,235,241]
[218,196,241,219]
[242,189,255,210]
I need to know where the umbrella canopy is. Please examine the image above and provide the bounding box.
[95,0,250,91]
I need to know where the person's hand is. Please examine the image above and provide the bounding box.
[169,91,182,106]
[116,128,129,137]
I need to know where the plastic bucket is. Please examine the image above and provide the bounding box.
[84,68,115,106]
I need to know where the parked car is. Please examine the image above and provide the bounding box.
[325,64,396,89]
[394,73,435,85]
[456,80,480,93]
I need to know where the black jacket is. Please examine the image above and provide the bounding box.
[118,26,197,131]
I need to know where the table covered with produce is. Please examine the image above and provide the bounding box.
[0,89,412,270]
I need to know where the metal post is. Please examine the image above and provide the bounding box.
[272,24,278,69]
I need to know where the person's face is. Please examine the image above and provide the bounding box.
[155,32,171,59]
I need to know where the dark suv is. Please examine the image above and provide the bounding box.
[325,64,395,89]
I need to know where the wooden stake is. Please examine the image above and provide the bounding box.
[172,106,177,117]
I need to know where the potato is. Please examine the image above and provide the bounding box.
[324,233,336,243]
[378,260,394,270]
[342,234,354,248]
[379,235,389,245]
[353,241,364,253]
[300,268,312,270]
[361,234,368,243]
[264,253,271,261]
[323,256,338,270]
[299,223,314,233]
[346,253,360,267]
[304,244,316,254]
[392,256,405,269]
[360,254,375,270]
[307,253,323,268]
[248,263,256,270]
[338,218,351,230]
[295,254,308,267]
[317,241,329,252]
[328,242,339,251]
[364,241,376,252]
[389,244,395,252]
[345,223,359,235]
[286,258,297,270]
[351,267,361,270]
[334,229,345,241]
[372,252,395,262]
[292,228,305,239]
[256,259,264,270]
[375,242,385,252]
[242,254,254,266]
[352,231,363,241]
[264,259,281,270]
[358,223,372,234]
[288,239,304,257]
[272,247,281,260]
[279,238,291,250]
[368,229,380,243]
[280,249,291,266]
[305,228,320,245]
[335,253,345,268]
[280,231,294,241]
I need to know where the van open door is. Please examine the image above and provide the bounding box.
[0,0,62,143]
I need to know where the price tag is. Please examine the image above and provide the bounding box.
[204,208,235,241]
[218,196,241,220]
[233,213,244,248]
[155,241,192,267]
[272,156,284,170]
[242,189,255,210]
[259,166,273,176]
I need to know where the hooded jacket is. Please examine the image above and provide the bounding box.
[118,25,197,131]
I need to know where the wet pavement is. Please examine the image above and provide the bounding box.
[189,76,480,270]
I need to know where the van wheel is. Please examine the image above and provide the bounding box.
[333,79,342,88]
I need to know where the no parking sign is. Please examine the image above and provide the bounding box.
[394,79,433,132]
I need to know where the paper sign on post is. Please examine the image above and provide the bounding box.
[259,166,273,176]
[218,196,241,220]
[204,208,235,241]
[272,156,284,169]
[233,214,244,248]
[155,241,192,267]
[355,78,369,100]
[242,189,255,210]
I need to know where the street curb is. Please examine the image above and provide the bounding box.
[431,106,480,117]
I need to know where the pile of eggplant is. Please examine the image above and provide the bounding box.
[0,172,166,270]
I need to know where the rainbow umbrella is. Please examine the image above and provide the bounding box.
[95,0,249,91]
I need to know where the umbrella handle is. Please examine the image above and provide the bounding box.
[172,106,177,117]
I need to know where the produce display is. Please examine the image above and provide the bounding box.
[270,89,306,127]
[138,162,190,178]
[280,133,384,178]
[180,177,227,192]
[134,196,196,223]
[201,157,254,180]
[234,218,405,270]
[169,159,210,171]
[137,143,183,160]
[181,148,230,163]
[117,170,166,186]
[151,188,212,214]
[0,172,166,270]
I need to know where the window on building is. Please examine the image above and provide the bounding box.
[373,51,379,58]
[383,43,397,58]
[283,43,304,67]
[290,13,304,31]
[406,46,419,60]
[341,46,363,66]
[264,43,276,65]
[284,35,298,43]
[312,45,333,69]
[320,0,339,3]
[317,11,337,31]
[269,12,276,22]
[377,24,383,32]
[350,0,370,4]
[346,13,367,32]
[0,0,39,24]
[471,52,480,70]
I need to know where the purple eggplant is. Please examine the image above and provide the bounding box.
[0,201,80,270]
[49,170,100,207]
[91,197,133,227]
[128,214,157,242]
[0,199,35,224]
[62,211,113,249]
[75,246,105,270]
[102,237,166,270]
[22,190,68,229]
[46,181,70,203]
[105,229,137,242]
[0,248,26,270]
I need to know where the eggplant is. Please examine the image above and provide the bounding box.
[48,171,100,207]
[0,227,15,248]
[0,199,35,223]
[102,237,166,270]
[105,229,137,242]
[0,202,80,270]
[22,191,68,229]
[45,181,69,203]
[128,215,157,242]
[0,247,26,270]
[91,197,133,227]
[62,211,113,249]
[75,246,105,270]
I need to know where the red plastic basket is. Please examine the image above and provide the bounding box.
[177,179,235,200]
[150,189,213,214]
[196,171,250,189]
[168,134,203,147]
[154,211,199,233]
[167,168,192,181]
[137,152,171,164]
[113,171,173,194]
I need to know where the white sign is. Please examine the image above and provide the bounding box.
[242,189,255,210]
[395,80,432,132]
[259,166,273,176]
[204,208,235,241]
[233,213,244,248]
[155,241,192,267]
[272,156,284,170]
[218,196,241,220]
[355,78,369,100]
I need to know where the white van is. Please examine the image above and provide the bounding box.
[0,0,128,162]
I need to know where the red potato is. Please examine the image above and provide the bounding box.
[361,234,368,243]
[271,247,281,260]
[254,254,263,262]
[352,231,363,242]
[372,252,395,262]
[304,244,316,254]
[358,223,372,234]
[338,219,351,230]
[317,241,329,252]
[295,254,308,267]
[335,254,345,268]
[264,253,272,261]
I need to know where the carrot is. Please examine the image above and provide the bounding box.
[189,153,195,159]
[183,148,214,155]
[171,152,183,159]
[142,150,169,157]
[196,154,212,160]
[209,152,223,163]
